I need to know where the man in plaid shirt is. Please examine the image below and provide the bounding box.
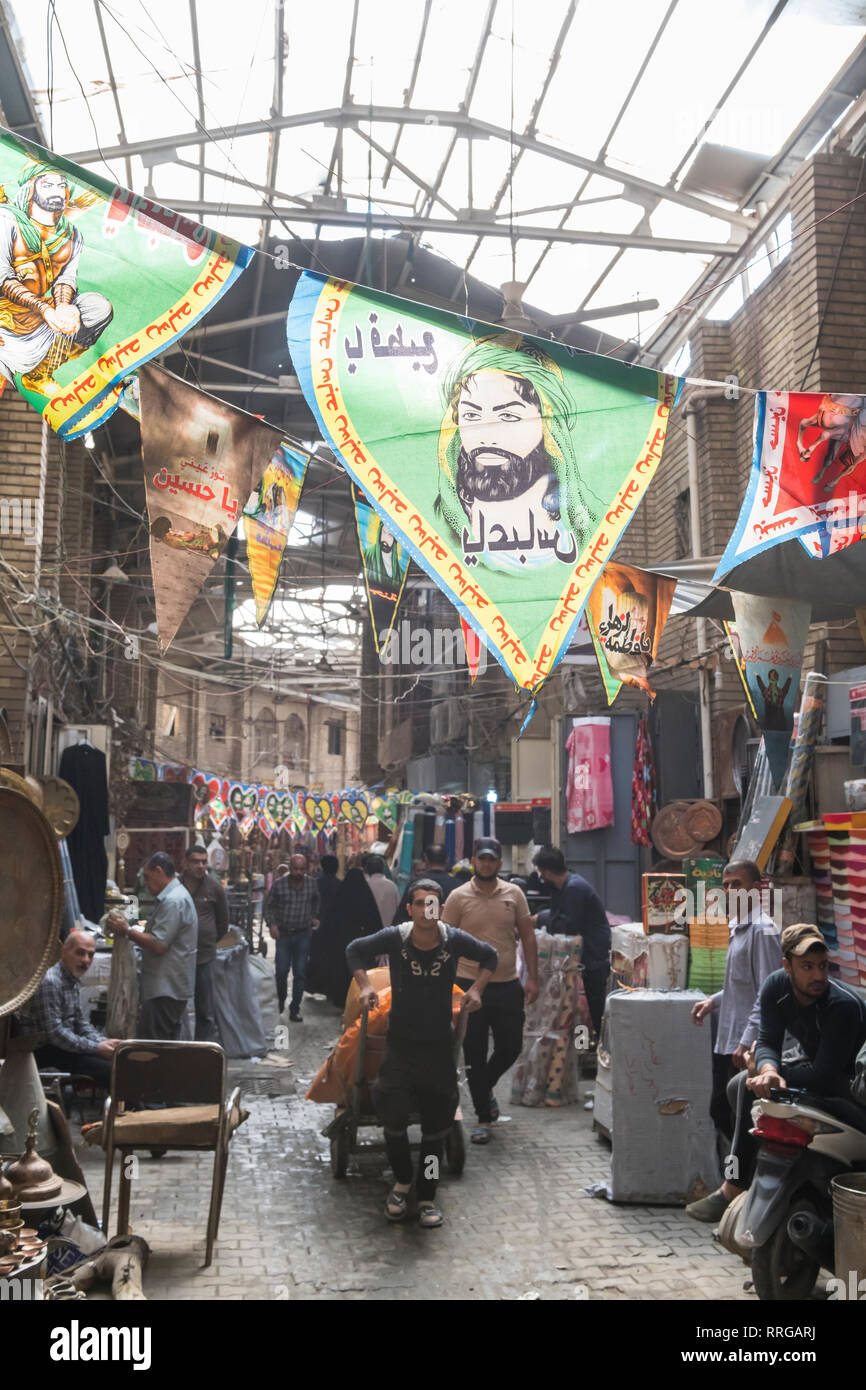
[17,929,121,1085]
[264,853,319,1021]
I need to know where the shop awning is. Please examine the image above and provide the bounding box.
[646,542,866,622]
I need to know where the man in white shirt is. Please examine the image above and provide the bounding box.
[689,859,781,1143]
[363,853,400,929]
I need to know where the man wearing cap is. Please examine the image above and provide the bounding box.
[686,923,866,1222]
[442,838,539,1144]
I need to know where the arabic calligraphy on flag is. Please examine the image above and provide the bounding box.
[288,272,681,693]
[0,125,251,439]
[585,562,675,703]
[140,365,283,651]
[716,390,866,577]
[243,440,310,626]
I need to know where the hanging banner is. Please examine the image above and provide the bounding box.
[716,390,866,577]
[352,483,410,657]
[288,272,680,693]
[259,788,293,837]
[461,617,481,683]
[722,620,758,719]
[140,365,283,651]
[585,562,675,703]
[0,125,251,439]
[244,440,311,625]
[730,593,811,789]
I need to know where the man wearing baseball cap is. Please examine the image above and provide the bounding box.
[442,837,539,1144]
[687,922,866,1222]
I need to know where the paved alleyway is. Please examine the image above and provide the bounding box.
[76,996,756,1301]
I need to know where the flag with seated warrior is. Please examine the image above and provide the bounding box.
[716,389,866,577]
[288,272,681,694]
[243,441,311,626]
[0,125,251,439]
[353,483,410,658]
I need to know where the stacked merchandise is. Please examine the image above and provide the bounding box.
[823,813,866,987]
[798,821,837,949]
[609,923,649,989]
[510,934,587,1107]
[683,856,729,994]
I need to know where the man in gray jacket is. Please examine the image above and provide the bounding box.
[109,852,197,1040]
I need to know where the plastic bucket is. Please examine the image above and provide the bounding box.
[831,1172,866,1290]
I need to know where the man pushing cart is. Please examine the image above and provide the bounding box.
[346,877,497,1228]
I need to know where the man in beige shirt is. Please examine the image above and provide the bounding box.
[442,837,539,1144]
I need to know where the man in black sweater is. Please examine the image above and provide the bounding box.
[346,877,498,1228]
[687,922,866,1222]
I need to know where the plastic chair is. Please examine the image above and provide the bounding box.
[100,1041,243,1267]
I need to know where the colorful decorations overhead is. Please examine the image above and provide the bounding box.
[353,483,410,659]
[585,562,675,703]
[716,390,866,576]
[243,440,311,626]
[729,593,811,790]
[0,125,251,439]
[288,272,681,694]
[139,365,282,651]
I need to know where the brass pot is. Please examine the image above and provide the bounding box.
[0,1229,17,1256]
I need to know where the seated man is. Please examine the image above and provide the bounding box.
[532,845,610,1036]
[687,923,866,1222]
[690,859,781,1141]
[346,878,497,1229]
[17,929,121,1086]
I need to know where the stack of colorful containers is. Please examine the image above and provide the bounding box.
[798,820,837,950]
[822,813,864,987]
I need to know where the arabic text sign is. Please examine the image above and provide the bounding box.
[140,366,283,651]
[288,272,680,692]
[716,390,866,577]
[0,125,251,439]
[585,562,675,703]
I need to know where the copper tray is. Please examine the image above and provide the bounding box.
[650,800,705,860]
[36,776,80,840]
[0,788,63,1018]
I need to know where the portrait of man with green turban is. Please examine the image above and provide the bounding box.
[0,161,113,393]
[435,332,599,574]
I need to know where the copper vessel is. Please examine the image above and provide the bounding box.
[5,1108,61,1201]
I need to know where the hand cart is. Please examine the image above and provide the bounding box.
[324,1008,468,1179]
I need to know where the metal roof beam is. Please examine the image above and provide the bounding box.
[165,199,738,254]
[69,107,752,229]
[187,0,206,203]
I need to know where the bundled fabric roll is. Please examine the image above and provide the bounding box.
[511,933,588,1108]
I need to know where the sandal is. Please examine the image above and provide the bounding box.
[471,1125,492,1145]
[384,1188,410,1222]
[418,1202,443,1228]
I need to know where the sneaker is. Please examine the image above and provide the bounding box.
[418,1201,443,1228]
[685,1189,731,1223]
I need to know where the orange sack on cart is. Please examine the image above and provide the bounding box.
[306,983,465,1106]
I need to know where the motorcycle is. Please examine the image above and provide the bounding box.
[719,1085,866,1300]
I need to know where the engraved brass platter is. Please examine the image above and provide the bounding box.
[36,776,80,840]
[0,788,63,1018]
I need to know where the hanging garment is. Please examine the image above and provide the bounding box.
[58,743,110,922]
[631,715,656,847]
[565,718,614,834]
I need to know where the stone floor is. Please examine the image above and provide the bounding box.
[74,994,758,1301]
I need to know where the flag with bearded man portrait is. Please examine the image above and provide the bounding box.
[288,271,681,694]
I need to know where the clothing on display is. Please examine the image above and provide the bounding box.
[566,718,614,834]
[58,741,110,923]
[631,715,655,847]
